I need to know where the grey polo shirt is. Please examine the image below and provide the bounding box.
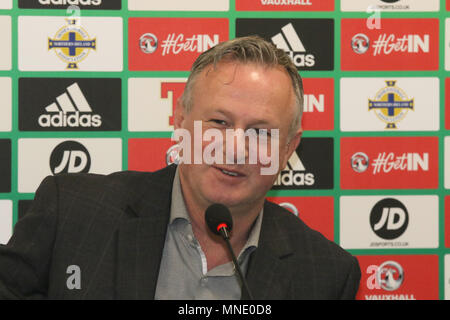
[154,167,262,300]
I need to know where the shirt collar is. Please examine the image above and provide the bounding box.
[169,166,262,250]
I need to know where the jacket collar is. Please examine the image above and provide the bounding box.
[127,164,177,220]
[243,201,295,300]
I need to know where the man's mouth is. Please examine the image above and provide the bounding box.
[221,169,239,177]
[213,166,245,178]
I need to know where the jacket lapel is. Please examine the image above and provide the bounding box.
[115,166,294,300]
[116,165,176,300]
[243,201,294,300]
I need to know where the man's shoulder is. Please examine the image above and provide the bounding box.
[263,200,354,261]
[53,169,152,191]
[37,165,176,217]
[50,165,175,194]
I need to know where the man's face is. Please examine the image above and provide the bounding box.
[175,61,301,212]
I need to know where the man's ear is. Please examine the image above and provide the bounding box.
[282,128,302,170]
[173,98,185,130]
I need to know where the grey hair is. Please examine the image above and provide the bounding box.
[180,35,304,137]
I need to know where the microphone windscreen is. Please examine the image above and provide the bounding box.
[205,203,233,236]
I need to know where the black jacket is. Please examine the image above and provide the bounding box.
[0,164,360,299]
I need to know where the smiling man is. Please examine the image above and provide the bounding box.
[0,36,360,300]
[169,51,302,276]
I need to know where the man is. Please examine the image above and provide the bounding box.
[0,36,360,299]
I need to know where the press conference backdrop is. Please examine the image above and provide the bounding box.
[0,0,449,300]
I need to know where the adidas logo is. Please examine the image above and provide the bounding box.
[274,151,315,186]
[38,82,102,128]
[271,23,315,68]
[38,0,102,6]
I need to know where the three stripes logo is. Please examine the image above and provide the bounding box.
[271,137,334,190]
[38,82,102,128]
[271,23,315,68]
[274,151,315,187]
[236,19,333,70]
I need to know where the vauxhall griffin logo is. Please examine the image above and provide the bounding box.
[376,261,404,291]
[351,152,369,173]
[271,23,315,68]
[370,198,409,240]
[166,144,181,165]
[38,82,102,128]
[50,141,91,175]
[351,33,370,54]
[139,33,158,54]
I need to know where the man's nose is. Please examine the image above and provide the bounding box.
[225,128,249,165]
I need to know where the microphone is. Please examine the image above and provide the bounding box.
[205,203,254,300]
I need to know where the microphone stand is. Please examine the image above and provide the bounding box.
[219,227,254,300]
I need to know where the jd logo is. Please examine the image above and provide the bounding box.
[370,198,409,240]
[66,265,81,290]
[50,140,91,175]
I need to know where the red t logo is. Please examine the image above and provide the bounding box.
[161,82,186,126]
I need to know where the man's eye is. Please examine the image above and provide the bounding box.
[254,128,271,136]
[211,119,227,126]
